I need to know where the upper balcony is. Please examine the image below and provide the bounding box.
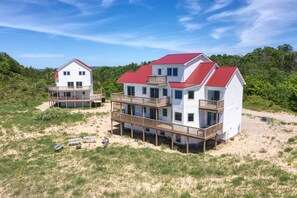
[147,76,167,86]
[111,93,170,108]
[48,85,92,91]
[199,99,224,111]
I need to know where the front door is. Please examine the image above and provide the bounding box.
[150,88,159,98]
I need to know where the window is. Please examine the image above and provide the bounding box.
[175,112,182,121]
[65,92,71,97]
[76,82,82,88]
[188,113,194,122]
[173,68,178,76]
[146,128,150,132]
[144,107,146,114]
[79,71,86,75]
[162,108,167,117]
[63,71,70,76]
[160,131,165,136]
[127,86,135,96]
[127,104,135,115]
[163,88,168,96]
[188,91,194,99]
[67,82,74,88]
[142,87,147,94]
[175,135,181,143]
[175,90,182,99]
[158,69,162,75]
[167,68,172,76]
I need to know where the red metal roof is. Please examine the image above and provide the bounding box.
[170,62,216,88]
[117,65,152,84]
[152,53,202,65]
[74,59,93,70]
[205,66,238,87]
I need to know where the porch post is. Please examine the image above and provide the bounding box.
[203,140,206,153]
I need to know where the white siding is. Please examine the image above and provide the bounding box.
[57,62,92,88]
[221,73,243,140]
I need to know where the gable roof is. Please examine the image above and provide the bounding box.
[205,66,245,87]
[170,62,217,88]
[57,58,93,72]
[117,65,152,84]
[152,53,202,65]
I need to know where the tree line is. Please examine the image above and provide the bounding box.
[0,45,296,111]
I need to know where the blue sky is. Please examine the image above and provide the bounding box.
[0,0,297,68]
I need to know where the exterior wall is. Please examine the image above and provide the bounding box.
[184,55,211,81]
[152,64,184,82]
[57,62,92,95]
[221,73,243,140]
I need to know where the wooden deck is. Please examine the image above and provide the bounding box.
[111,93,170,108]
[199,99,224,111]
[49,94,102,102]
[111,111,223,140]
[48,85,92,91]
[147,76,167,86]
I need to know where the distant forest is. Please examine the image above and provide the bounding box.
[0,44,296,112]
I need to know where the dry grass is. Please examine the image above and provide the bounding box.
[0,101,297,197]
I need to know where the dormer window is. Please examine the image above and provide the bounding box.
[79,71,86,75]
[167,68,178,76]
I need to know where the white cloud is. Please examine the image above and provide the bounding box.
[185,0,201,15]
[19,53,65,58]
[211,27,231,39]
[208,0,297,47]
[178,16,192,23]
[206,0,232,13]
[0,21,197,52]
[183,23,201,31]
[101,0,114,8]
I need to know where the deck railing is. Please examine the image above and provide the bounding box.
[49,94,102,101]
[111,111,223,140]
[199,99,224,111]
[111,93,170,107]
[147,76,167,86]
[48,85,92,91]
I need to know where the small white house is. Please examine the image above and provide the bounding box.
[48,59,102,108]
[110,53,246,152]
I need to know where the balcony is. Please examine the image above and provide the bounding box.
[111,93,170,108]
[48,85,92,91]
[49,94,102,102]
[147,75,167,86]
[199,99,224,111]
[111,111,223,140]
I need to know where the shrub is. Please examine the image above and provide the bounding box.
[35,108,71,121]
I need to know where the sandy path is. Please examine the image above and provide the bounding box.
[210,109,297,173]
[243,109,297,123]
[36,101,51,111]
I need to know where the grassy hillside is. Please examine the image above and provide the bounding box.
[0,52,55,104]
[1,45,297,112]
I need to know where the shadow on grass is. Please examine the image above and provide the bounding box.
[110,123,222,154]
